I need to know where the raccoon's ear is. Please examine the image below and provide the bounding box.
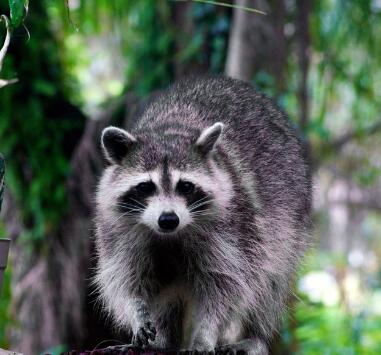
[196,122,224,155]
[101,126,137,164]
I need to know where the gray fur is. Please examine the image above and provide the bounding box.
[94,76,312,352]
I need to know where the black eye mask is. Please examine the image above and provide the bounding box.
[117,181,156,214]
[176,181,211,212]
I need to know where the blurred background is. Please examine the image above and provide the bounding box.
[0,0,380,354]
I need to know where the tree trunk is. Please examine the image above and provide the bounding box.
[4,95,135,353]
[225,0,287,93]
[225,0,268,81]
[0,1,87,352]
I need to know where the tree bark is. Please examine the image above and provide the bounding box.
[225,0,287,94]
[225,0,269,82]
[4,95,135,353]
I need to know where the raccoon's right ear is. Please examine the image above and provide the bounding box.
[101,126,137,164]
[196,122,224,155]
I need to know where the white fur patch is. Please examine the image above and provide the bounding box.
[96,160,233,233]
[221,317,243,344]
[141,195,192,234]
[96,167,160,222]
[196,122,224,146]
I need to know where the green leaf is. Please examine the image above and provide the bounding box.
[8,0,27,28]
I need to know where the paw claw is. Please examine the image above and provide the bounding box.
[146,321,157,338]
[132,322,157,347]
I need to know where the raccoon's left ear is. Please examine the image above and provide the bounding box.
[101,126,137,164]
[196,122,224,155]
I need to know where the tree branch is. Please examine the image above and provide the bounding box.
[225,0,270,82]
[0,15,18,87]
[0,15,11,71]
[322,119,381,153]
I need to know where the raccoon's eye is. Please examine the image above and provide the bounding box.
[177,180,195,195]
[136,181,156,195]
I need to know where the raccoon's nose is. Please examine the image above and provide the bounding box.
[158,212,179,231]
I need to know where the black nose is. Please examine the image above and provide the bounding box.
[158,212,179,231]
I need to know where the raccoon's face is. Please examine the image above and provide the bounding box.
[97,123,233,236]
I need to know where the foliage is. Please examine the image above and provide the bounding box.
[8,0,28,28]
[308,0,381,146]
[56,0,231,108]
[121,0,174,95]
[0,1,85,247]
[189,0,266,15]
[277,249,381,354]
[69,0,175,96]
[294,285,381,354]
[191,2,230,73]
[1,0,28,83]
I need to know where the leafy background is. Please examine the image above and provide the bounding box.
[0,0,380,354]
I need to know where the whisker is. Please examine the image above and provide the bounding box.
[120,208,144,213]
[189,199,214,212]
[188,195,212,209]
[188,196,211,208]
[115,208,145,215]
[116,203,145,211]
[191,212,215,218]
[127,197,147,208]
[107,212,134,226]
[191,210,215,215]
[107,207,145,227]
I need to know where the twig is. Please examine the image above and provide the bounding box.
[323,119,381,152]
[0,78,18,88]
[0,15,18,87]
[173,0,267,15]
[65,0,80,32]
[0,15,12,71]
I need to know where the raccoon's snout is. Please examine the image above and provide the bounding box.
[158,211,179,231]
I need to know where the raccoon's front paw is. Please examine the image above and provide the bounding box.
[179,348,214,355]
[190,339,215,353]
[216,339,268,355]
[132,321,156,347]
[179,350,214,355]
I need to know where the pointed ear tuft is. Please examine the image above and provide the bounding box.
[101,126,137,164]
[196,122,224,155]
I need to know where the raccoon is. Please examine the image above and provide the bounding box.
[94,76,312,353]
